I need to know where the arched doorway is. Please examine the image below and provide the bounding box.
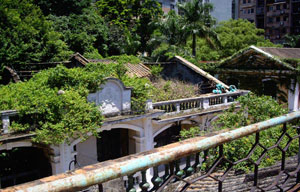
[263,79,277,99]
[97,129,129,162]
[0,147,52,188]
[154,124,181,148]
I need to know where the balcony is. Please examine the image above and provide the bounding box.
[4,110,300,192]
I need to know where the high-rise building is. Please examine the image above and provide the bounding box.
[157,0,238,22]
[238,0,300,43]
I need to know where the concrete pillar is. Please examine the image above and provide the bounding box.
[288,79,299,112]
[76,136,98,166]
[143,118,154,151]
[2,115,10,134]
[50,143,76,174]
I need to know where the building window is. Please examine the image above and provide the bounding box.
[170,4,175,10]
[243,0,246,4]
[248,9,251,13]
[268,17,273,23]
[251,8,254,13]
[283,3,287,9]
[284,16,288,21]
[243,9,247,14]
[282,28,286,33]
[276,4,280,10]
[276,17,280,22]
[269,6,273,11]
[248,0,251,3]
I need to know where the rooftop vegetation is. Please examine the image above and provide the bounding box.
[0,55,201,144]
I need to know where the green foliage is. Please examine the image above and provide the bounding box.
[212,94,296,172]
[96,0,162,54]
[178,0,219,57]
[107,54,141,64]
[179,94,297,172]
[0,65,106,144]
[150,65,163,79]
[151,79,198,102]
[34,0,91,16]
[284,34,300,48]
[215,19,278,58]
[0,0,71,68]
[121,76,154,112]
[48,8,109,56]
[180,126,201,140]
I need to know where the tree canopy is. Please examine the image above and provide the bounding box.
[34,0,91,16]
[0,0,71,68]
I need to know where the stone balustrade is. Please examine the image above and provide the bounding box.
[151,90,249,115]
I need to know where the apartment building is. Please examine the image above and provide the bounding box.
[238,0,300,44]
[158,0,238,22]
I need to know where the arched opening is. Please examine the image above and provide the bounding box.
[263,79,277,99]
[154,124,181,148]
[0,147,52,188]
[97,128,130,162]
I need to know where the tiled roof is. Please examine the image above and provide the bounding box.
[125,63,152,78]
[259,47,300,59]
[88,59,152,78]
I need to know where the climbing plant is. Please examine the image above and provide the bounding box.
[180,94,298,172]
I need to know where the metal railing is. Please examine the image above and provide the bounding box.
[151,90,249,115]
[4,110,300,192]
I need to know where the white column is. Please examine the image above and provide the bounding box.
[2,115,10,134]
[288,79,299,112]
[50,143,76,174]
[76,136,98,166]
[143,118,154,151]
[203,98,210,109]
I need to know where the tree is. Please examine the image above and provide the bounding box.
[284,35,300,48]
[34,0,91,16]
[135,0,163,53]
[0,0,71,68]
[48,8,109,57]
[178,0,219,57]
[215,19,276,58]
[158,10,186,46]
[96,0,162,54]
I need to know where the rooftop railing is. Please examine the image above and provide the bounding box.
[4,110,300,192]
[151,90,249,115]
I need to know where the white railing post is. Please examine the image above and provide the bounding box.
[203,98,210,109]
[223,96,228,104]
[176,103,180,113]
[145,99,153,112]
[2,115,10,134]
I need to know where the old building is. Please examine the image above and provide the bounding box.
[214,45,300,111]
[0,55,247,189]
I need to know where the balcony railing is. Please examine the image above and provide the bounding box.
[4,110,300,192]
[151,90,249,115]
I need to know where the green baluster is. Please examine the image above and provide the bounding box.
[194,152,201,172]
[151,166,163,191]
[127,174,136,192]
[185,156,194,177]
[139,170,150,192]
[162,164,170,181]
[175,159,184,179]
